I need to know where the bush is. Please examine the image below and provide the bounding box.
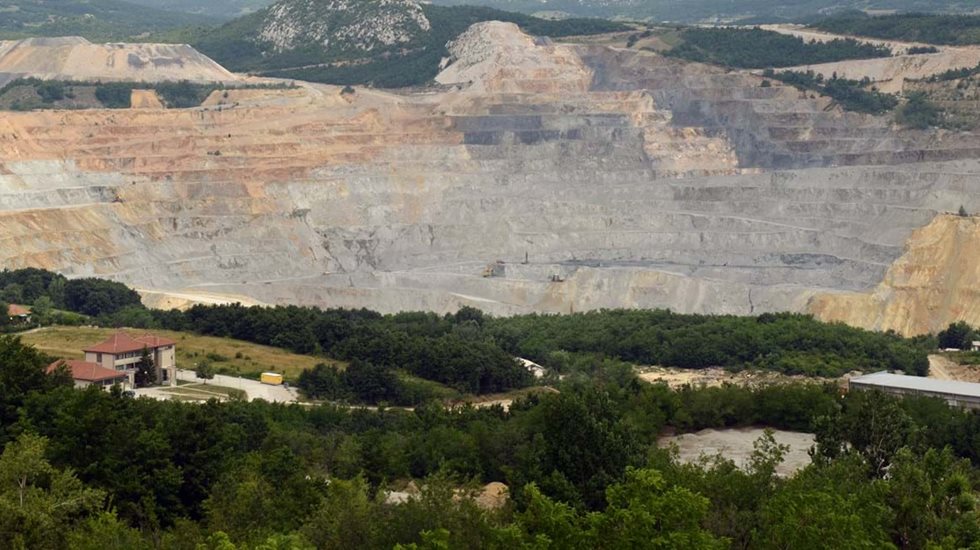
[895,92,942,129]
[95,83,132,108]
[155,81,215,108]
[36,81,66,103]
[771,71,898,114]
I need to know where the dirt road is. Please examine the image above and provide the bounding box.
[929,354,956,380]
[929,354,980,383]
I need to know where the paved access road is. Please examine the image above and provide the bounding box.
[176,370,298,402]
[132,370,298,403]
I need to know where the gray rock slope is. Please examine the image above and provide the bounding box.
[2,28,980,318]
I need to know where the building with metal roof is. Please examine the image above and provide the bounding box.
[849,371,980,410]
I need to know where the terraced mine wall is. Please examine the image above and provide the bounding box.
[2,23,980,335]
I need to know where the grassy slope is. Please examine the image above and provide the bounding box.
[20,326,340,380]
[22,326,461,397]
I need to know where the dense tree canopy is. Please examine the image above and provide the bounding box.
[814,13,980,46]
[667,27,892,70]
[0,325,977,548]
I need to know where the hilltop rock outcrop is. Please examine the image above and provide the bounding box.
[437,21,591,94]
[3,23,980,334]
[258,0,430,53]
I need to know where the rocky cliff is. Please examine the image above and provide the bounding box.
[809,214,980,335]
[257,0,430,53]
[2,23,980,334]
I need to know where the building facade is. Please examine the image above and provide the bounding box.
[83,332,177,387]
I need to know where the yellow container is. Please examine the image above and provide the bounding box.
[260,372,284,385]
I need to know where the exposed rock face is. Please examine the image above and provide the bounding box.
[438,21,591,94]
[809,214,980,336]
[3,23,980,334]
[0,37,239,83]
[258,0,430,53]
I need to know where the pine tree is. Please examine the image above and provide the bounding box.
[134,346,155,387]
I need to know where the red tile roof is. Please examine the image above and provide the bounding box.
[7,304,30,316]
[135,334,176,348]
[83,332,176,354]
[48,359,128,382]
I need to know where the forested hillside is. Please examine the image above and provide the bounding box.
[0,268,932,408]
[123,0,270,19]
[1,333,979,548]
[0,0,214,41]
[813,12,980,46]
[665,27,892,69]
[0,267,978,547]
[425,0,973,23]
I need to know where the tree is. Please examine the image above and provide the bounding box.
[814,391,917,478]
[0,336,70,441]
[66,512,149,550]
[196,360,215,385]
[895,92,942,129]
[134,347,155,388]
[591,468,728,549]
[0,433,105,549]
[301,477,378,549]
[937,321,973,350]
[887,446,979,549]
[0,301,10,330]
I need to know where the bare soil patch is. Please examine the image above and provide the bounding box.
[637,366,821,388]
[659,427,816,477]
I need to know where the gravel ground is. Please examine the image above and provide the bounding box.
[658,427,816,477]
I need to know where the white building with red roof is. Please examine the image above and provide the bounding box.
[83,332,177,386]
[48,359,131,390]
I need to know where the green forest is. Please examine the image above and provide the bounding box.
[1,267,978,548]
[2,333,980,549]
[0,268,932,406]
[813,12,980,46]
[665,27,892,70]
[0,0,213,41]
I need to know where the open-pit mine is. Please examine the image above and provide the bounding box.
[2,22,980,336]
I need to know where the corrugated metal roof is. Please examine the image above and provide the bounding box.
[850,371,980,399]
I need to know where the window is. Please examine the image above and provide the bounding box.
[97,353,102,362]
